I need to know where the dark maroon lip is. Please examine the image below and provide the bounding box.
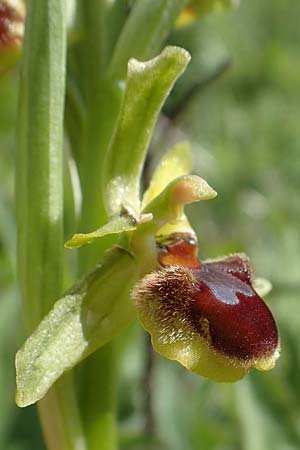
[189,265,279,361]
[150,233,279,364]
[195,265,253,305]
[203,254,253,285]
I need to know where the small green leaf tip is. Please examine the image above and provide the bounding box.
[64,214,137,249]
[127,46,190,78]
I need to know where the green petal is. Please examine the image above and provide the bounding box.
[142,141,192,209]
[15,248,138,407]
[64,214,137,249]
[103,46,191,218]
[142,174,217,233]
[155,215,195,239]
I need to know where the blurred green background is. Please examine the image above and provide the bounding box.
[0,0,299,449]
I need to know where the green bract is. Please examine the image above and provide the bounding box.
[104,46,190,218]
[16,247,138,407]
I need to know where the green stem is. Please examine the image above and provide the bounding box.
[67,3,189,449]
[38,374,87,450]
[78,346,117,450]
[71,2,126,449]
[16,1,86,449]
[72,0,125,268]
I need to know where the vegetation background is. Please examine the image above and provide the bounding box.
[0,0,299,449]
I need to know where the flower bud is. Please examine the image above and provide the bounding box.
[176,0,239,27]
[133,252,279,382]
[0,0,24,74]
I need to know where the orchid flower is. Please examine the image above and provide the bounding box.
[134,234,279,382]
[15,46,279,409]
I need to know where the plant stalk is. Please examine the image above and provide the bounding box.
[16,1,86,449]
[66,3,189,449]
[72,2,126,449]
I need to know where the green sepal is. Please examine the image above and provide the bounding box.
[64,214,137,249]
[15,247,138,407]
[142,174,217,233]
[142,141,192,209]
[103,46,191,218]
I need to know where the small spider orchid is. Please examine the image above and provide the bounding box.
[134,234,279,382]
[15,47,279,409]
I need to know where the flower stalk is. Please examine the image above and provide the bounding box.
[16,0,86,449]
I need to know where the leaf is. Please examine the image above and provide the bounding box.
[142,141,192,209]
[142,174,217,233]
[15,247,138,407]
[65,214,137,249]
[103,46,191,218]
